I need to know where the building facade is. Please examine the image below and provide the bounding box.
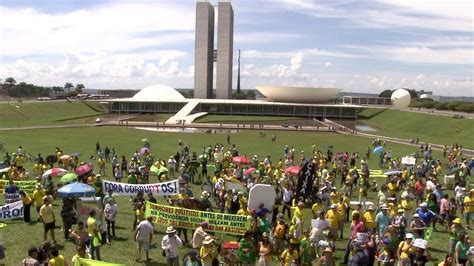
[216,1,234,99]
[194,1,215,99]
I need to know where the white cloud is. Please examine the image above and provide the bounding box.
[324,61,331,68]
[0,3,195,57]
[290,52,304,71]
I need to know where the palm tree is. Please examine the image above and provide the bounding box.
[75,83,85,93]
[64,82,74,93]
[4,77,16,96]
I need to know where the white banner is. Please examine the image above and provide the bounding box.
[102,180,179,196]
[0,201,24,220]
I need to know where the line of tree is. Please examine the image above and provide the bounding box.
[1,77,85,97]
[410,98,474,113]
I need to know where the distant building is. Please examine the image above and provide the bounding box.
[194,0,234,99]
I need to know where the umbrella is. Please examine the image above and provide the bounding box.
[150,165,168,176]
[59,155,71,160]
[140,147,150,155]
[285,165,301,175]
[75,164,94,176]
[141,138,148,142]
[57,182,96,198]
[244,167,256,175]
[60,173,78,184]
[42,168,67,177]
[373,146,384,154]
[0,167,10,173]
[232,156,251,164]
[384,170,402,176]
[447,166,461,175]
[188,160,200,168]
[71,152,81,157]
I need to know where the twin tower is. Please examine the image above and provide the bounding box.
[194,0,234,99]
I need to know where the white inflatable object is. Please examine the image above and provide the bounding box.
[248,184,276,221]
[391,89,411,108]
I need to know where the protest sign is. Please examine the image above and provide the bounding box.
[4,193,20,204]
[248,184,275,221]
[145,201,251,235]
[0,180,37,194]
[102,180,179,196]
[295,160,316,203]
[402,156,416,166]
[412,238,428,249]
[0,201,23,220]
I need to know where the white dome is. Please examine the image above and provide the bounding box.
[132,84,185,101]
[391,89,411,108]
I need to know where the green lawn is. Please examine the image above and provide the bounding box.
[358,108,474,149]
[0,127,462,265]
[0,101,106,128]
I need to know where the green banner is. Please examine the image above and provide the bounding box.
[145,201,251,235]
[0,180,37,194]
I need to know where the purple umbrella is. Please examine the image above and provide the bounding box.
[140,147,150,155]
[75,163,94,176]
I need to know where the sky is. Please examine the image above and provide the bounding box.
[0,0,473,97]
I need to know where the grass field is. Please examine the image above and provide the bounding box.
[0,126,464,265]
[0,101,106,128]
[358,109,474,149]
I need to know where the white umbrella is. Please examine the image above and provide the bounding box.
[42,168,67,177]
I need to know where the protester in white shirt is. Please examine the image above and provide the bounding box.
[161,226,182,266]
[192,222,209,249]
[135,216,154,262]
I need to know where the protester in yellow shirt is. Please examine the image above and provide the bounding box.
[48,246,68,266]
[87,209,101,260]
[291,201,305,227]
[40,196,56,243]
[71,245,90,266]
[362,206,377,231]
[200,236,218,266]
[20,190,33,223]
[387,179,398,198]
[464,189,474,229]
[326,204,340,239]
[280,245,299,266]
[236,202,252,216]
[33,184,46,219]
[311,201,323,218]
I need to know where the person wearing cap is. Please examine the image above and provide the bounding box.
[409,213,426,239]
[463,188,474,229]
[326,204,340,240]
[200,235,218,266]
[316,247,335,266]
[376,204,390,237]
[134,216,154,262]
[413,246,432,266]
[392,208,408,240]
[161,226,182,266]
[22,246,40,266]
[39,195,56,243]
[362,206,377,232]
[449,218,465,255]
[376,237,394,265]
[200,191,212,210]
[397,233,414,265]
[416,202,436,230]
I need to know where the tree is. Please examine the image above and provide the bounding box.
[379,89,393,98]
[64,82,74,93]
[3,77,16,96]
[52,86,64,96]
[75,83,85,93]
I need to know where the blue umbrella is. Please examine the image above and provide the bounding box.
[57,182,96,198]
[373,146,384,154]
